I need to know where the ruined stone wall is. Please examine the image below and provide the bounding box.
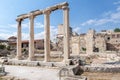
[71,36,80,55]
[85,29,95,54]
[58,24,64,36]
[79,35,86,53]
[57,26,120,55]
[56,37,64,52]
[94,36,106,53]
[104,32,120,51]
[57,24,72,37]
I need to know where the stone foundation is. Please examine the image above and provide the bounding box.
[6,59,66,67]
[83,63,120,73]
[61,76,87,80]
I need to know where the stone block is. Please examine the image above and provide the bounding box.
[62,76,87,80]
[72,66,84,75]
[0,66,6,76]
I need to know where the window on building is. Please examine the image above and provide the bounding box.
[112,34,115,38]
[117,34,120,38]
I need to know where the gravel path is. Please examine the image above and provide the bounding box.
[4,65,59,80]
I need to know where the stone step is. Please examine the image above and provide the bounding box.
[6,59,66,67]
[61,76,87,80]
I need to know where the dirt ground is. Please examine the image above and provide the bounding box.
[1,65,120,80]
[82,72,120,80]
[2,65,60,80]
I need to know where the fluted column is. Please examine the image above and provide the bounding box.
[63,6,70,62]
[28,14,35,61]
[44,10,51,62]
[16,19,22,60]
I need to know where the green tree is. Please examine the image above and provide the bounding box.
[0,44,6,49]
[114,28,120,32]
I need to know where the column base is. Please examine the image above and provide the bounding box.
[44,56,50,62]
[27,57,35,61]
[44,59,50,62]
[62,59,71,66]
[15,56,22,60]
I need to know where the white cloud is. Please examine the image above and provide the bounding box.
[35,25,57,42]
[0,32,17,40]
[114,1,120,5]
[110,12,120,20]
[116,6,120,11]
[1,21,57,42]
[102,11,112,17]
[9,23,29,28]
[35,22,44,28]
[0,33,11,40]
[81,18,113,26]
[10,24,17,28]
[22,23,29,28]
[35,31,44,39]
[73,27,81,34]
[50,26,57,42]
[0,29,10,33]
[21,33,29,40]
[81,19,96,26]
[9,22,44,29]
[95,19,112,25]
[81,5,120,26]
[19,25,57,42]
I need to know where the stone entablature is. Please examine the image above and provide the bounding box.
[16,2,68,20]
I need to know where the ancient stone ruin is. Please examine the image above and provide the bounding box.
[16,2,70,62]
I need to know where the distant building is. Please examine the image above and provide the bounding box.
[7,36,44,50]
[21,39,44,49]
[8,36,17,42]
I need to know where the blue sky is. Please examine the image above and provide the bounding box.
[0,0,120,40]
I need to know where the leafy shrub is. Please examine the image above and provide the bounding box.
[82,47,86,51]
[0,44,6,49]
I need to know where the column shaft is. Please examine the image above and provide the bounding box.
[28,15,35,61]
[44,11,50,62]
[16,19,22,60]
[63,6,70,61]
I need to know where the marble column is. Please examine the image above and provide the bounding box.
[16,19,22,60]
[28,14,35,61]
[63,6,70,61]
[44,10,51,62]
